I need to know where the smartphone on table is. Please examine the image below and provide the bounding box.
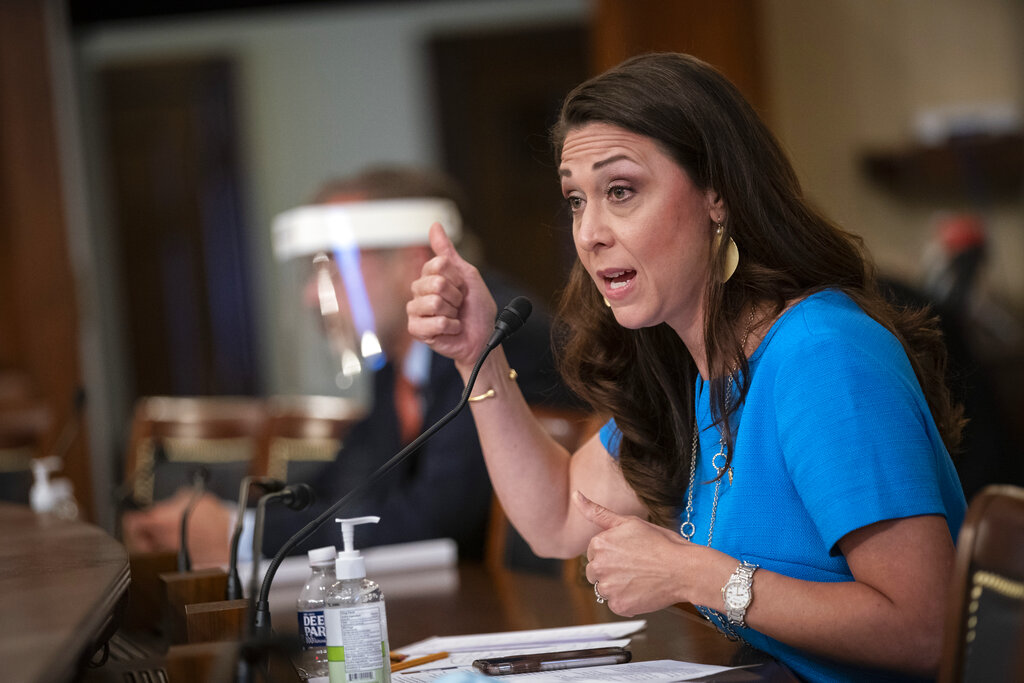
[471,646,631,675]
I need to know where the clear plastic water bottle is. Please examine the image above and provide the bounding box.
[296,545,336,680]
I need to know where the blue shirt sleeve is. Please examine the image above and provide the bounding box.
[770,306,964,552]
[598,418,621,458]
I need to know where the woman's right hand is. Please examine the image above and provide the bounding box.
[407,222,498,370]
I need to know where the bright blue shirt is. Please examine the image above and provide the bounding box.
[600,290,966,682]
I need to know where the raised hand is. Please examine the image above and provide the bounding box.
[407,222,498,369]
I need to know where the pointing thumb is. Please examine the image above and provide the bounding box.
[573,490,625,531]
[428,221,460,260]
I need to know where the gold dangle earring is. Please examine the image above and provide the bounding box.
[715,221,739,283]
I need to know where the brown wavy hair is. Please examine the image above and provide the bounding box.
[549,53,965,528]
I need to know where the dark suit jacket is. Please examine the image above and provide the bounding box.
[262,274,575,561]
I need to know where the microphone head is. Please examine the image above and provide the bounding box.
[281,483,315,511]
[494,296,532,337]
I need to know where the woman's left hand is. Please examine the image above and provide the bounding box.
[573,490,700,616]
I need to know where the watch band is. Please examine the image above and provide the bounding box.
[722,560,758,627]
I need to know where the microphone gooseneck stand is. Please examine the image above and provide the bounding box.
[250,296,532,639]
[227,477,285,600]
[177,466,210,572]
[248,484,316,603]
[238,483,317,683]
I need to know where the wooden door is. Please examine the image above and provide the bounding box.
[98,58,261,399]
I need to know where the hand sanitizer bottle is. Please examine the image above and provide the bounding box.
[30,455,79,520]
[325,516,391,683]
[296,545,336,681]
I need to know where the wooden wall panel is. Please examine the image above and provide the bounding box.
[0,0,92,518]
[591,0,767,116]
[98,59,260,400]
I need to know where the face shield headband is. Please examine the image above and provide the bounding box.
[272,197,463,256]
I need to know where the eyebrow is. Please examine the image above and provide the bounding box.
[559,153,632,177]
[593,154,630,170]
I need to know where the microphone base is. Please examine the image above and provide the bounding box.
[161,567,230,645]
[185,598,249,643]
[252,600,273,638]
[226,570,243,601]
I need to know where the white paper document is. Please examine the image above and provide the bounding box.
[391,621,740,682]
[397,620,648,655]
[393,659,733,682]
[242,537,459,593]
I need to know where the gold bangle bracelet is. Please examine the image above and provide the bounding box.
[468,369,518,402]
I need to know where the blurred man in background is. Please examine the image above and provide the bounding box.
[121,165,577,568]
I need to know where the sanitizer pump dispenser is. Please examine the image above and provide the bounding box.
[324,516,390,683]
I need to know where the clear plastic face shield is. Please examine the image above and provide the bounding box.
[270,198,462,411]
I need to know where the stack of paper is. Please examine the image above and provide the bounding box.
[391,621,737,681]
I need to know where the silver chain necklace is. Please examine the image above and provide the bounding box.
[679,306,755,545]
[679,378,733,544]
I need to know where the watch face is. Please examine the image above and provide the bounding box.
[725,582,751,608]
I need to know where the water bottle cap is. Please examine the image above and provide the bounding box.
[307,545,336,566]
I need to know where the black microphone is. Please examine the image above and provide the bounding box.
[177,466,210,572]
[249,483,316,601]
[279,482,316,510]
[251,297,533,636]
[226,476,286,600]
[485,296,532,350]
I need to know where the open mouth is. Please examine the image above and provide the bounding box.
[605,270,636,290]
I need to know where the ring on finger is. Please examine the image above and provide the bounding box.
[593,581,606,604]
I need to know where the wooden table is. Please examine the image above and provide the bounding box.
[0,504,791,682]
[0,502,131,683]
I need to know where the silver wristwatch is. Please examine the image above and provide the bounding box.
[722,560,758,627]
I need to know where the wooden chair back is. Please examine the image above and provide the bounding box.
[939,484,1024,682]
[123,396,267,506]
[252,394,366,486]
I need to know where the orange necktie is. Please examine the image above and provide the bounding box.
[394,373,422,446]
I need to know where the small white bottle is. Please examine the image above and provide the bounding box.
[296,545,336,681]
[29,456,79,520]
[325,516,391,683]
